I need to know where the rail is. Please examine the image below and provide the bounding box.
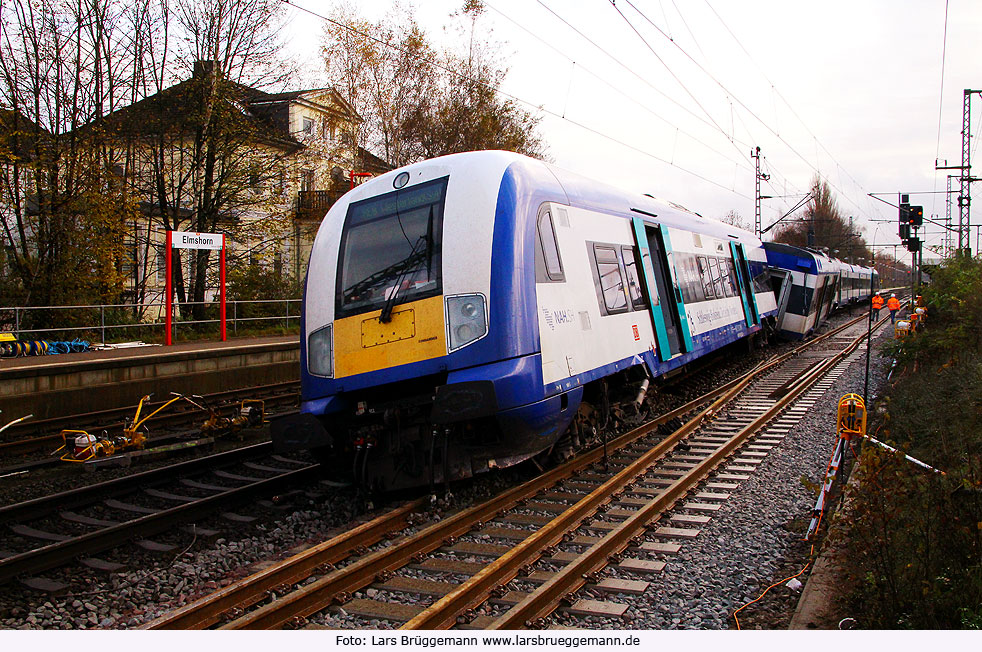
[146,310,885,630]
[0,442,319,584]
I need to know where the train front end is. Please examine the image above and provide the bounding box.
[274,152,566,492]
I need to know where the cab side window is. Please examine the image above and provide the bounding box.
[535,210,565,282]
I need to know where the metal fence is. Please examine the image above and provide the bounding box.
[0,299,301,345]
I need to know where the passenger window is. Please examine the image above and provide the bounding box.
[698,256,715,299]
[594,245,628,313]
[536,211,565,282]
[724,259,738,297]
[684,255,704,303]
[621,246,646,310]
[714,258,727,297]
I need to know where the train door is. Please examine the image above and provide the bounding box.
[823,274,839,319]
[631,217,692,360]
[729,242,760,327]
[769,269,793,322]
[810,275,830,332]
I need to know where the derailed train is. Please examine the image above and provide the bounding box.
[273,151,878,491]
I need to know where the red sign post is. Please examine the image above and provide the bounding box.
[165,231,227,345]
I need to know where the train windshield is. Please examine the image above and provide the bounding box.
[336,176,448,317]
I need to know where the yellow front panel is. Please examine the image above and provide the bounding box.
[334,295,447,378]
[361,308,416,347]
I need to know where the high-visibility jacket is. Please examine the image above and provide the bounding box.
[872,295,884,310]
[887,297,901,311]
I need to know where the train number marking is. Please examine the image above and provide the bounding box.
[543,307,575,330]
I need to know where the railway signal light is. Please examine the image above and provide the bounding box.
[898,202,910,238]
[909,205,923,227]
[906,237,921,252]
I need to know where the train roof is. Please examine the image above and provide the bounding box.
[763,242,876,275]
[352,150,764,247]
[540,158,762,245]
[763,242,834,274]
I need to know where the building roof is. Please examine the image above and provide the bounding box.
[357,146,394,175]
[0,109,49,160]
[96,64,359,153]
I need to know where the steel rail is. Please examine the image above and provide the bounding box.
[406,314,882,629]
[0,463,321,584]
[217,397,715,630]
[488,322,873,628]
[0,442,274,525]
[214,328,832,631]
[401,368,754,629]
[148,387,745,629]
[144,497,429,629]
[159,309,882,630]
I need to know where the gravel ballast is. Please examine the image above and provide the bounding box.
[0,311,894,630]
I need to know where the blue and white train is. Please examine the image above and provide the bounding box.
[763,243,878,340]
[274,150,862,491]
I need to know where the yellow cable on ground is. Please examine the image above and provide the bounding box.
[733,547,814,630]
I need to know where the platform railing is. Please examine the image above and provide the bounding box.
[0,299,301,345]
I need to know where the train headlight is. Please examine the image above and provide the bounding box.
[446,294,488,352]
[307,324,334,377]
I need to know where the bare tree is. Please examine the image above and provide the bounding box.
[773,176,872,262]
[719,209,749,231]
[400,1,546,161]
[321,2,438,167]
[321,1,546,167]
[0,0,138,320]
[1,0,302,328]
[108,0,296,320]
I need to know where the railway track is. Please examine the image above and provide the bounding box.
[0,380,300,457]
[145,309,886,630]
[0,442,320,590]
[0,382,301,480]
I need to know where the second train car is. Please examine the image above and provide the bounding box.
[763,242,878,340]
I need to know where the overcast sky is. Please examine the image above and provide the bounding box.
[281,0,981,261]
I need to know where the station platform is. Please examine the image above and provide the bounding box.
[0,335,300,422]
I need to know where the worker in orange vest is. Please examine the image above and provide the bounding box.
[871,292,884,319]
[887,294,901,323]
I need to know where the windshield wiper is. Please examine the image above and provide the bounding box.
[379,234,428,323]
[341,240,423,306]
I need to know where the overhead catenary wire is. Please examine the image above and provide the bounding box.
[931,0,950,217]
[669,0,709,63]
[609,1,747,163]
[605,1,803,217]
[527,0,756,161]
[609,6,828,227]
[281,0,753,199]
[484,1,753,172]
[694,0,886,222]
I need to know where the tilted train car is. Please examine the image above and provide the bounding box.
[275,151,779,492]
[763,243,876,339]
